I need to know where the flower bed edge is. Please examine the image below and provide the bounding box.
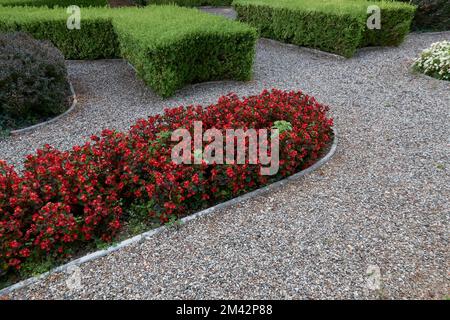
[0,127,338,296]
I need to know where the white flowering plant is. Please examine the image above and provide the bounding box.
[413,41,450,81]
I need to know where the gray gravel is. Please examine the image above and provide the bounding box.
[198,6,237,19]
[1,28,449,299]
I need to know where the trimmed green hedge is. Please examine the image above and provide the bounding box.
[0,7,119,59]
[0,0,108,7]
[233,0,416,58]
[362,1,417,48]
[0,6,257,97]
[114,6,257,96]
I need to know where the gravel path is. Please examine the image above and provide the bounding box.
[198,6,237,19]
[1,27,449,298]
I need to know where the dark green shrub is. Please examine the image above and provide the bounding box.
[233,0,416,58]
[0,6,257,97]
[0,32,70,131]
[386,0,450,31]
[0,0,108,7]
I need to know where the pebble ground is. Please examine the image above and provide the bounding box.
[0,11,449,299]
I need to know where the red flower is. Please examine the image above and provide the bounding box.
[19,248,30,258]
[0,89,333,274]
[9,240,20,249]
[226,167,235,178]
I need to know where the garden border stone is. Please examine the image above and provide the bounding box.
[10,82,78,136]
[261,38,346,60]
[0,127,337,296]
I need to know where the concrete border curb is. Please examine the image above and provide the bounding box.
[10,82,78,136]
[260,38,347,60]
[0,128,337,296]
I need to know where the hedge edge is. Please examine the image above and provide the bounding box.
[127,60,250,91]
[0,127,338,296]
[10,82,78,136]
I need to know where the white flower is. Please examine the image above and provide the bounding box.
[413,40,450,80]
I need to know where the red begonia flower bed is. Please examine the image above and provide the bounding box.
[0,89,333,278]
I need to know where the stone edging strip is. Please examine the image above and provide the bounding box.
[10,82,78,136]
[260,38,347,60]
[0,128,338,296]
